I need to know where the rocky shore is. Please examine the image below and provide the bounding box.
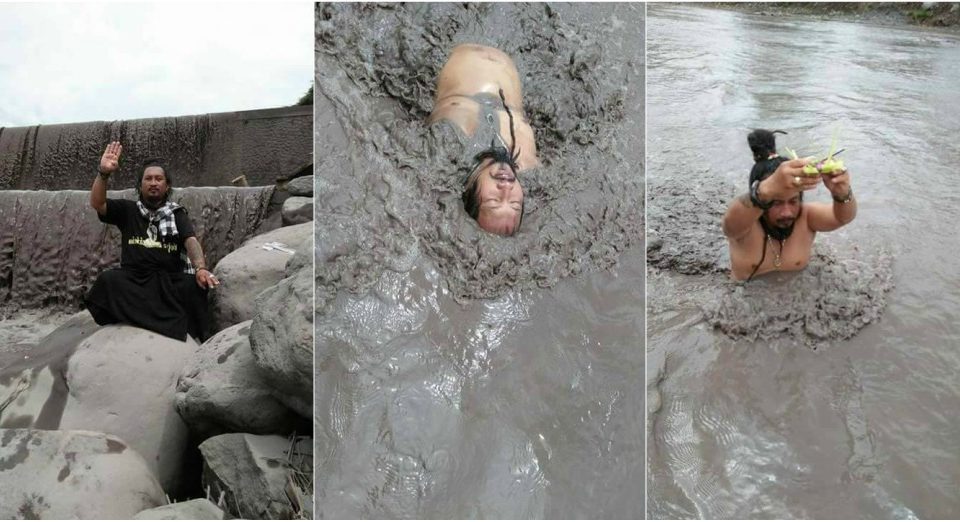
[0,174,314,519]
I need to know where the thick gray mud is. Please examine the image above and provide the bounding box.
[315,3,644,518]
[0,187,273,312]
[315,3,643,304]
[648,175,893,344]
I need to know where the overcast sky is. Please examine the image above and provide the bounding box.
[0,3,313,127]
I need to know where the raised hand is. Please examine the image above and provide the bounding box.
[99,141,122,174]
[760,158,820,201]
[822,167,851,199]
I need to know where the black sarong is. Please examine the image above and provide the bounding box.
[86,268,209,342]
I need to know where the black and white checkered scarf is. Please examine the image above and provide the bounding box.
[136,201,195,274]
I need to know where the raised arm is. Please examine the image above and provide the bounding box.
[722,193,764,241]
[723,158,818,241]
[91,141,121,215]
[184,236,220,289]
[806,168,856,232]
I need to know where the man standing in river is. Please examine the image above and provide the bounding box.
[85,141,219,341]
[722,129,857,281]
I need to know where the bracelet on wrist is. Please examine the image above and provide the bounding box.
[832,188,854,204]
[750,180,774,210]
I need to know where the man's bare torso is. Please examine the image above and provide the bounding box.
[428,44,539,170]
[728,206,817,280]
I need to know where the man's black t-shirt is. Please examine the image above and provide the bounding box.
[99,199,195,273]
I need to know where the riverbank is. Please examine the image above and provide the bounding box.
[704,2,960,30]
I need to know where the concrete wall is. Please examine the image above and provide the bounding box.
[0,106,312,190]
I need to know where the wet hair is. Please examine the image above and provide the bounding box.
[138,158,173,202]
[748,129,788,186]
[461,88,524,235]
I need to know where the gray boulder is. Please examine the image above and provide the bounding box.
[0,429,165,519]
[250,267,313,417]
[133,499,226,520]
[281,196,313,226]
[0,311,97,431]
[286,175,314,197]
[199,433,312,520]
[210,221,312,331]
[285,235,313,277]
[176,321,301,439]
[59,326,194,495]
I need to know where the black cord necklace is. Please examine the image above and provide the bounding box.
[745,234,784,283]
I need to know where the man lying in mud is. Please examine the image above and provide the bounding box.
[722,129,857,281]
[85,141,219,341]
[428,44,540,236]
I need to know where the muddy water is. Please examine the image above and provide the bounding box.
[647,5,960,519]
[315,3,643,518]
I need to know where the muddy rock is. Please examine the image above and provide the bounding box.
[285,235,313,277]
[286,175,314,197]
[133,499,227,520]
[1,319,192,494]
[199,433,312,520]
[58,326,195,495]
[250,267,313,418]
[176,321,302,439]
[210,221,312,331]
[0,312,99,431]
[0,429,165,519]
[281,196,313,226]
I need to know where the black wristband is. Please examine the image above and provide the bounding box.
[750,180,774,210]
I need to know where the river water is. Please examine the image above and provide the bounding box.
[315,3,644,518]
[647,5,960,519]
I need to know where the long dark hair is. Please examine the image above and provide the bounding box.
[461,89,524,232]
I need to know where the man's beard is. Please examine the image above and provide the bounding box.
[761,215,796,241]
[140,192,166,210]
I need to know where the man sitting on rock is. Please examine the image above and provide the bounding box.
[722,129,857,281]
[85,141,219,341]
[428,44,540,236]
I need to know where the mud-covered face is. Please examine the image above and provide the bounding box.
[141,166,169,206]
[473,159,524,236]
[763,194,801,230]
